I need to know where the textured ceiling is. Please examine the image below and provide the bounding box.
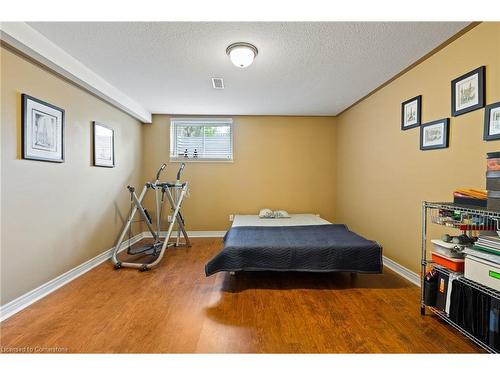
[28,22,468,116]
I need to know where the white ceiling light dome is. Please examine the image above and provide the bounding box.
[226,42,258,68]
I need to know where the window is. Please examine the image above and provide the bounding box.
[169,118,233,161]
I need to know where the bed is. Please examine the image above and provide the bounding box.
[205,214,382,276]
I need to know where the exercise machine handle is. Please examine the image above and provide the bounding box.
[176,163,186,182]
[156,163,167,181]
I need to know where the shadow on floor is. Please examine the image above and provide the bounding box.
[217,267,414,293]
[203,268,419,334]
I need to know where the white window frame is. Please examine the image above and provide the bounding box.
[169,118,234,162]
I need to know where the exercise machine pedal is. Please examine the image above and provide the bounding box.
[127,242,163,256]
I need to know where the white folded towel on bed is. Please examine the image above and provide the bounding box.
[273,210,291,218]
[258,209,291,218]
[259,208,275,218]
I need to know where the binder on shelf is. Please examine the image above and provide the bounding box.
[435,272,449,312]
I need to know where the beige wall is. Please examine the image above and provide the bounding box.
[0,48,336,305]
[4,22,498,306]
[142,115,336,230]
[1,47,143,304]
[335,22,500,274]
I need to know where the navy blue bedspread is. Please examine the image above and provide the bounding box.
[205,224,382,276]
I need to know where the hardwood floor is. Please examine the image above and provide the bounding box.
[0,238,482,353]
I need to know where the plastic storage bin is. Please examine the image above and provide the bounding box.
[432,252,465,272]
[464,255,500,291]
[487,171,500,191]
[487,152,500,171]
[431,239,464,258]
[487,153,500,212]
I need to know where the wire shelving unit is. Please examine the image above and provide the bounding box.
[421,201,500,354]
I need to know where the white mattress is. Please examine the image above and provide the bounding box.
[232,214,331,227]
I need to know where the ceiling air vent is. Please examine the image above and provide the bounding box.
[212,77,224,89]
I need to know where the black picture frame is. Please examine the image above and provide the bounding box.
[484,101,500,141]
[401,95,422,130]
[22,93,65,163]
[92,122,115,168]
[420,118,450,151]
[451,66,485,117]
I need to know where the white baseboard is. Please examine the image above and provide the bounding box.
[0,231,225,321]
[149,231,420,289]
[383,256,420,287]
[1,231,420,322]
[143,230,226,238]
[188,231,226,238]
[0,233,144,322]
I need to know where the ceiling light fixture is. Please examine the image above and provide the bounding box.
[226,42,258,68]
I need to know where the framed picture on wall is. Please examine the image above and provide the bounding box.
[484,102,500,141]
[401,95,421,130]
[451,66,485,117]
[93,122,115,167]
[22,94,65,163]
[420,118,450,151]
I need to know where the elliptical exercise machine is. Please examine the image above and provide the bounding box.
[111,163,191,271]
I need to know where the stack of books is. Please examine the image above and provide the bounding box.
[487,152,500,211]
[453,188,487,208]
[474,235,500,256]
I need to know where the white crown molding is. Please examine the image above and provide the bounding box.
[0,233,144,322]
[383,256,420,287]
[0,22,152,123]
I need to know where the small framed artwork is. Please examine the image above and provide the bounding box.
[451,66,485,117]
[22,94,64,162]
[420,118,450,151]
[93,122,115,167]
[484,102,500,141]
[401,95,422,130]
